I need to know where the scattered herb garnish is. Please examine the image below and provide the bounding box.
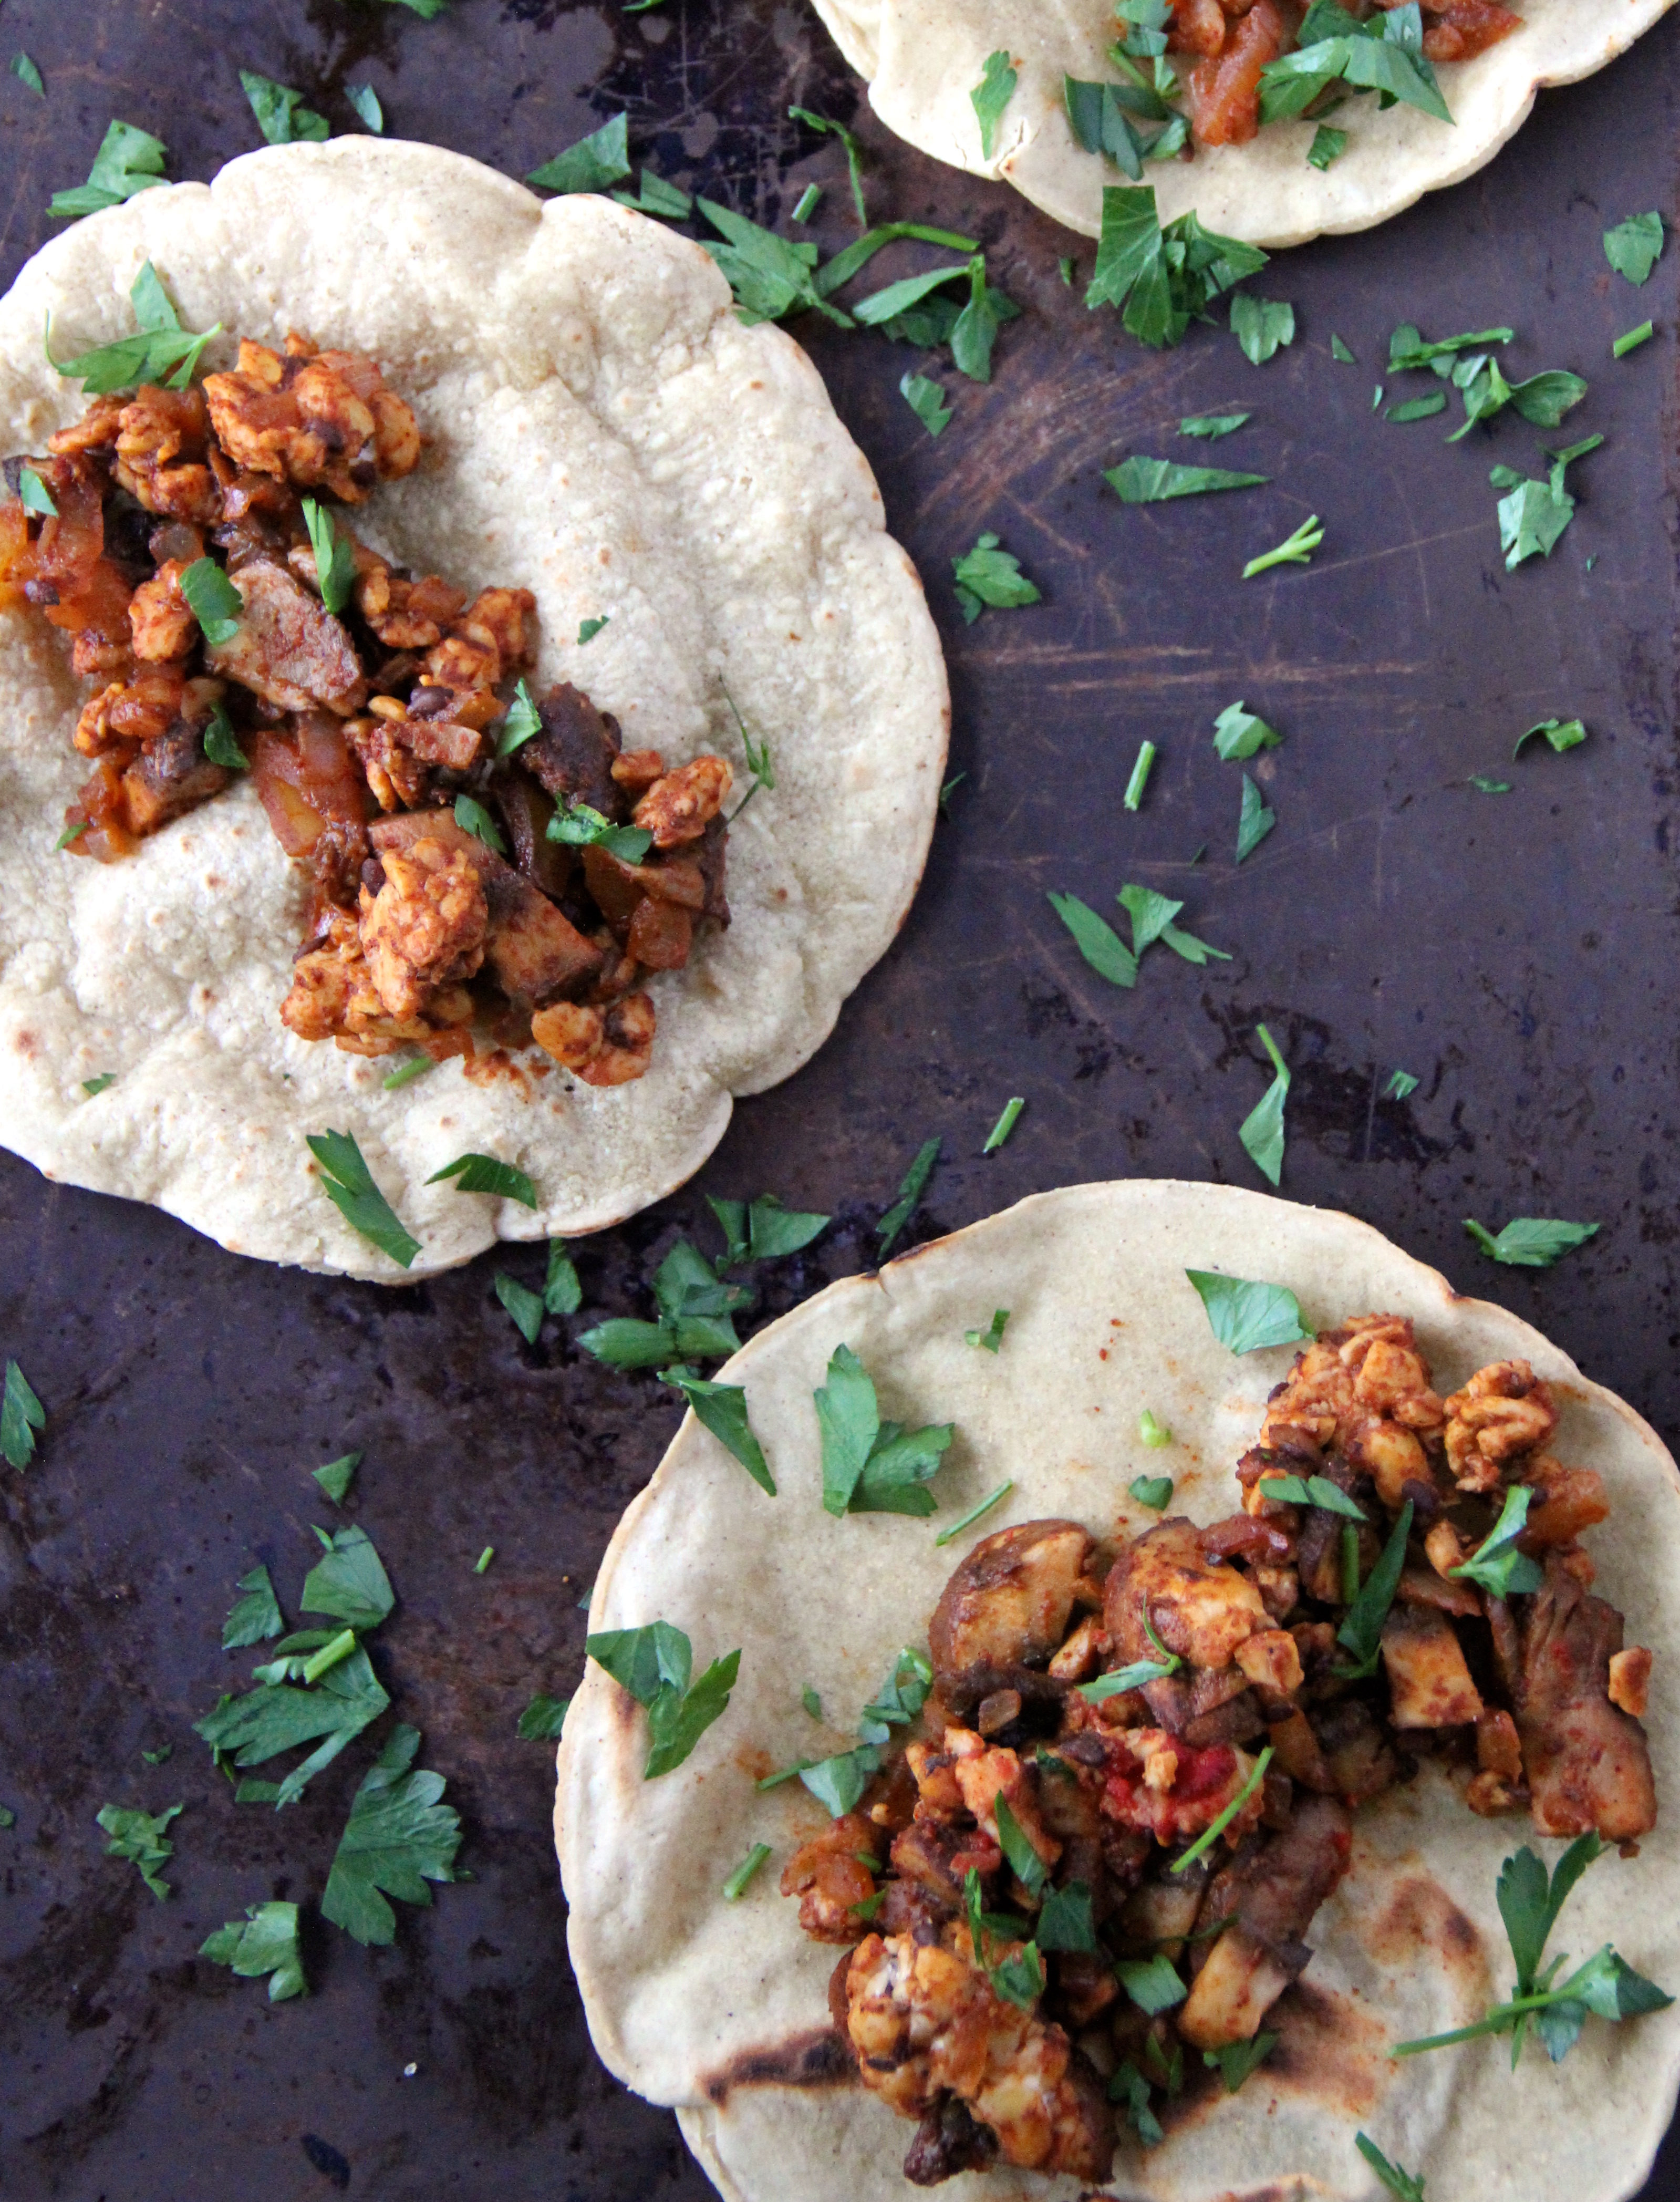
[17,467,56,516]
[1512,717,1586,759]
[877,1136,940,1258]
[98,1802,182,1899]
[815,1343,953,1518]
[1236,772,1276,861]
[1387,391,1447,422]
[935,1479,1013,1544]
[579,1239,748,1370]
[1037,1878,1098,1954]
[939,772,967,815]
[587,1621,741,1778]
[527,112,632,195]
[542,1239,582,1316]
[1331,334,1356,362]
[320,1724,462,1945]
[1463,1216,1600,1267]
[994,1792,1049,1895]
[1259,0,1449,124]
[1447,1484,1543,1597]
[964,1310,1011,1354]
[1118,883,1229,965]
[427,1152,538,1208]
[1,1359,45,1469]
[802,1686,823,1719]
[1356,2134,1426,2202]
[495,678,542,758]
[1468,775,1512,794]
[302,1524,396,1633]
[1117,1951,1188,2012]
[473,1546,494,1575]
[306,1129,421,1268]
[1171,1746,1272,1872]
[1180,412,1250,439]
[1049,892,1137,987]
[1137,1410,1173,1452]
[1603,211,1664,286]
[614,169,691,218]
[180,559,243,646]
[900,370,952,436]
[1496,436,1600,569]
[952,532,1041,622]
[698,198,847,327]
[81,1071,117,1096]
[708,1192,828,1267]
[302,499,355,615]
[1385,1069,1419,1100]
[1213,699,1281,760]
[1085,184,1267,351]
[1107,456,1269,502]
[1238,1022,1290,1187]
[576,614,609,646]
[201,1900,307,2000]
[1256,1471,1364,1519]
[49,119,169,220]
[11,53,44,97]
[1124,738,1157,811]
[1335,1500,1413,1678]
[201,704,247,770]
[800,1742,884,1816]
[381,1054,433,1090]
[971,49,1019,159]
[348,84,384,133]
[496,1273,544,1344]
[1131,1471,1174,1510]
[1395,1833,1671,2063]
[1231,293,1295,366]
[1186,1269,1311,1353]
[1614,321,1654,359]
[1110,2058,1165,2142]
[661,1367,776,1496]
[222,1564,285,1649]
[1243,512,1323,577]
[1308,123,1347,169]
[1063,72,1187,180]
[517,1694,569,1741]
[1206,2032,1279,2090]
[242,68,329,146]
[787,104,869,224]
[723,1842,773,1900]
[1080,1615,1183,1702]
[983,1097,1025,1153]
[452,792,506,853]
[313,1452,361,1505]
[544,798,650,862]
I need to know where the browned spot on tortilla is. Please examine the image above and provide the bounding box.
[14,1028,36,1058]
[1264,1980,1387,2114]
[609,1682,640,1735]
[702,2027,857,2104]
[1362,1872,1487,2000]
[737,1743,781,1782]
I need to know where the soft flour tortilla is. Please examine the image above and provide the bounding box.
[0,139,946,1278]
[557,1179,1680,2202]
[810,0,1677,246]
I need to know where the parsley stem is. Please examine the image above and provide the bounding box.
[300,1628,357,1685]
[791,183,821,224]
[1341,1521,1360,1604]
[1242,516,1323,580]
[1124,739,1157,811]
[1170,1745,1272,1873]
[814,221,981,296]
[982,1097,1025,1153]
[1392,1986,1586,2056]
[382,1053,433,1091]
[934,1479,1014,1547]
[1613,320,1654,358]
[723,1841,773,1899]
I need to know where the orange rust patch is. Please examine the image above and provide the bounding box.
[701,2027,856,2104]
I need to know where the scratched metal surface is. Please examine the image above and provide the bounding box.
[1,1,1677,2196]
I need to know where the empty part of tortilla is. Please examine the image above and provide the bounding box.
[556,1179,1680,2202]
[808,0,1678,248]
[0,138,946,1278]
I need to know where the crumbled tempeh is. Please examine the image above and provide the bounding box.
[359,838,488,1020]
[203,335,420,503]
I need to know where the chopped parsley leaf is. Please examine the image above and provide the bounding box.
[1086,184,1267,350]
[1048,892,1138,987]
[49,119,169,220]
[787,104,869,225]
[952,532,1041,622]
[1356,2134,1426,2202]
[321,1724,462,1944]
[222,1564,285,1649]
[1063,74,1187,181]
[1331,333,1356,362]
[971,49,1018,159]
[1131,1470,1174,1507]
[1106,457,1268,501]
[1387,319,1512,371]
[1448,1483,1543,1597]
[1117,1951,1188,2013]
[81,1071,117,1096]
[544,799,650,863]
[1614,320,1654,359]
[17,466,56,517]
[1386,391,1447,422]
[306,1129,421,1268]
[1038,1879,1098,1954]
[1308,122,1346,169]
[1179,412,1250,439]
[313,1452,361,1505]
[1206,2031,1279,2091]
[1256,1471,1365,1518]
[1603,211,1664,286]
[98,1801,182,1899]
[614,169,691,219]
[427,1152,538,1208]
[496,678,542,757]
[814,1343,953,1517]
[1236,773,1275,862]
[1231,293,1295,365]
[1118,882,1228,965]
[452,793,506,853]
[527,112,631,194]
[1468,775,1512,794]
[1242,513,1323,578]
[578,1241,748,1370]
[302,1524,395,1632]
[544,1239,582,1314]
[517,1694,569,1741]
[180,559,242,645]
[1137,1410,1173,1452]
[1,1359,44,1469]
[201,1900,307,1999]
[800,1742,883,1816]
[1186,1269,1311,1353]
[1237,1022,1290,1185]
[1335,1500,1412,1676]
[900,370,952,436]
[723,1842,773,1899]
[302,499,355,615]
[877,1136,940,1258]
[588,1626,741,1779]
[803,1686,823,1719]
[11,53,44,96]
[201,704,247,770]
[661,1367,776,1495]
[1513,716,1586,758]
[496,1273,545,1345]
[1213,699,1281,759]
[1463,1215,1599,1267]
[982,1097,1025,1153]
[1259,1,1448,127]
[241,68,329,146]
[698,199,845,327]
[348,83,384,133]
[1385,1069,1419,1100]
[935,1479,1013,1544]
[1124,739,1157,811]
[1110,2058,1164,2143]
[577,615,609,645]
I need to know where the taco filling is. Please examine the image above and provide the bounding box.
[1,329,733,1086]
[783,1314,1656,2185]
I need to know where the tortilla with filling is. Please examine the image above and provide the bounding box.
[556,1178,1680,2202]
[0,139,946,1277]
[808,0,1678,246]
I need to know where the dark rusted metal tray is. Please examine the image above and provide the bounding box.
[3,1,1678,2195]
